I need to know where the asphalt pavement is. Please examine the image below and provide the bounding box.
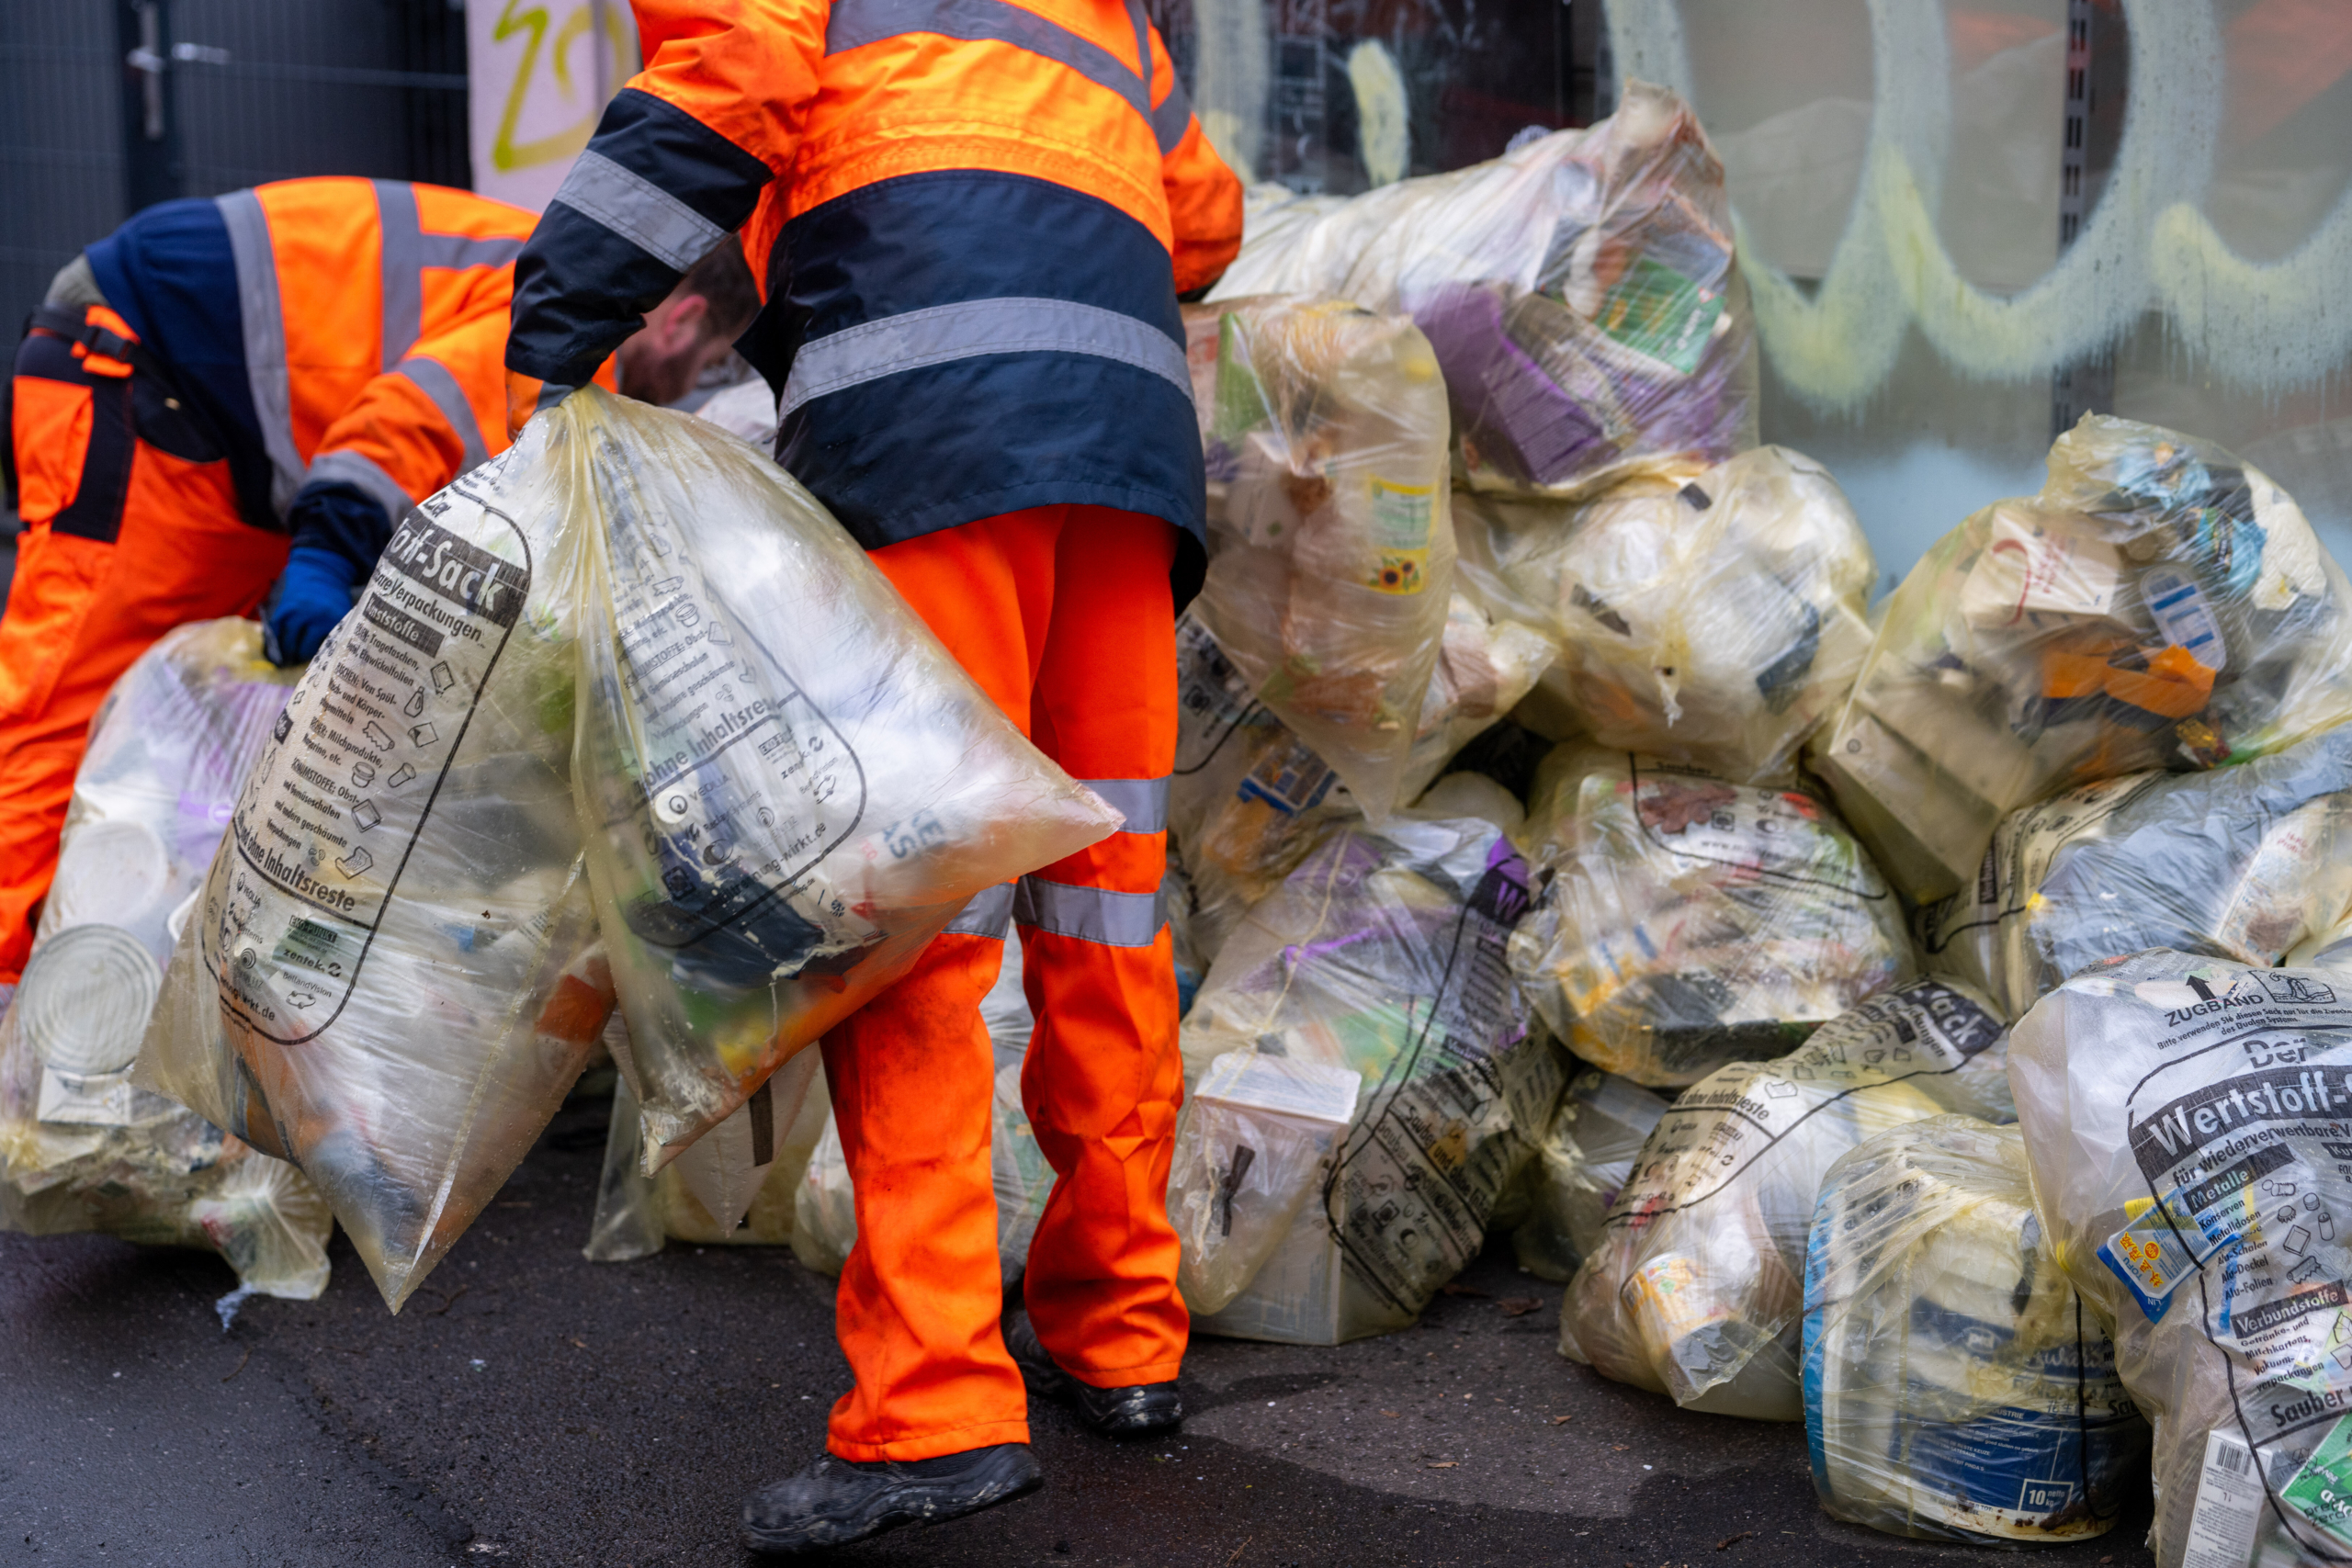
[0,1091,2160,1568]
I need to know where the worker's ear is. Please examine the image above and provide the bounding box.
[662,292,710,350]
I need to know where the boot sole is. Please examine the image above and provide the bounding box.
[742,1466,1043,1554]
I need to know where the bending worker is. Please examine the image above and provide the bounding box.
[0,176,754,983]
[504,0,1242,1551]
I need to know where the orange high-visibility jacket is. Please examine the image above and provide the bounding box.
[507,0,1244,594]
[72,177,537,546]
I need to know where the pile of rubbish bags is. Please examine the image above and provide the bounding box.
[11,74,2352,1565]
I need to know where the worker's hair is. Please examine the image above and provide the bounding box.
[680,234,760,342]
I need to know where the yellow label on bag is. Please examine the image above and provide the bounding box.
[1368,479,1434,595]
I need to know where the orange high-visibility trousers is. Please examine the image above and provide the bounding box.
[819,502,1187,1462]
[0,307,289,980]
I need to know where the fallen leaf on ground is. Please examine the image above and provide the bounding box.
[1441,1283,1491,1299]
[1715,1531,1753,1551]
[1498,1297,1543,1316]
[1380,1410,1400,1418]
[1426,1461,1458,1469]
[1550,1414,1573,1426]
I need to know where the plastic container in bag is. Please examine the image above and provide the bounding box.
[1,620,329,1297]
[1561,979,2013,1420]
[1187,298,1455,818]
[560,388,1124,1168]
[2006,949,2352,1568]
[1453,446,1874,783]
[1509,743,1913,1089]
[1804,1114,2147,1543]
[1168,1048,1362,1315]
[136,429,615,1312]
[1177,815,1561,1343]
[1211,82,1755,495]
[583,1027,831,1259]
[1510,1066,1670,1282]
[1920,725,2352,1021]
[1814,415,2352,905]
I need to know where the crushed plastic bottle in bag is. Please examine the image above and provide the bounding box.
[1510,1066,1670,1282]
[560,388,1124,1168]
[1920,724,2352,1021]
[1453,446,1875,783]
[1212,82,1756,495]
[1186,298,1455,819]
[2006,949,2352,1568]
[1177,815,1561,1343]
[135,429,615,1312]
[1508,743,1914,1088]
[1804,1114,2147,1543]
[1814,415,2352,905]
[1,620,330,1297]
[1562,979,2013,1420]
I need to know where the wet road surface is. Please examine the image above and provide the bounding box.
[0,1094,2157,1568]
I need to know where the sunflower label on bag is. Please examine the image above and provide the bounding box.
[1368,479,1434,594]
[216,473,532,1041]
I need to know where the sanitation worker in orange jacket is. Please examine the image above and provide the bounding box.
[0,177,754,984]
[503,0,1243,1551]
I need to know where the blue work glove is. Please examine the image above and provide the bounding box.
[264,545,364,666]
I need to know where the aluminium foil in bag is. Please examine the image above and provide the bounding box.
[1561,979,2013,1421]
[1804,1114,2146,1544]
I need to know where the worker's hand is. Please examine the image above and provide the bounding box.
[263,546,364,667]
[506,370,572,440]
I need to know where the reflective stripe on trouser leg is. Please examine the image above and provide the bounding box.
[944,882,1016,940]
[1015,506,1186,1389]
[818,931,1030,1462]
[0,440,287,978]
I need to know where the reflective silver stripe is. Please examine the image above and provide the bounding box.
[216,189,306,516]
[374,180,423,370]
[1125,0,1151,107]
[825,0,1187,154]
[781,297,1190,417]
[417,233,525,270]
[549,150,726,273]
[1149,71,1193,153]
[304,449,415,530]
[1013,876,1165,948]
[393,355,488,472]
[944,882,1017,940]
[1081,776,1169,834]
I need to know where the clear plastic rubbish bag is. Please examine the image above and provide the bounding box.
[1,620,329,1297]
[1188,298,1455,818]
[1804,1114,2147,1543]
[583,1031,831,1260]
[560,388,1123,1167]
[2005,950,2352,1568]
[1454,446,1874,783]
[1920,725,2352,1021]
[1814,415,2352,905]
[1168,1048,1362,1316]
[1510,1066,1670,1282]
[1170,597,1546,964]
[1508,743,1913,1089]
[1178,816,1561,1343]
[1212,82,1756,494]
[1562,979,2012,1420]
[136,431,615,1312]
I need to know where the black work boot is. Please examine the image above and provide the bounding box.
[1006,1313,1182,1438]
[741,1444,1042,1554]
